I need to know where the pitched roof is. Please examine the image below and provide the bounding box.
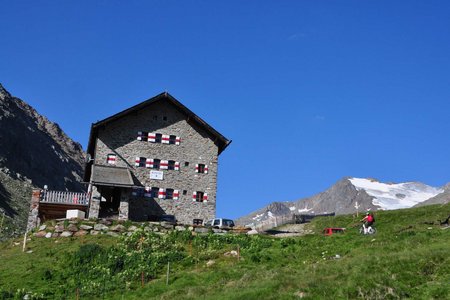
[90,165,134,187]
[86,92,231,156]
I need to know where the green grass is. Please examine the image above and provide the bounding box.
[0,204,449,299]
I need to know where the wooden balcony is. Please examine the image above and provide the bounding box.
[40,190,89,206]
[38,190,90,220]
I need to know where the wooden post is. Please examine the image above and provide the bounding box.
[237,245,240,261]
[141,271,144,287]
[22,231,28,252]
[166,261,170,285]
[0,211,4,234]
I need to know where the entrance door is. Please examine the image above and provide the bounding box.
[98,187,121,218]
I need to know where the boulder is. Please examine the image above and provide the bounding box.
[160,222,174,230]
[194,227,209,234]
[45,232,52,239]
[247,229,259,235]
[74,230,88,237]
[110,224,126,232]
[60,231,73,237]
[38,225,47,231]
[224,250,238,257]
[175,226,186,231]
[99,219,113,226]
[206,260,215,267]
[54,225,64,233]
[90,230,100,235]
[80,224,93,230]
[34,231,47,238]
[107,231,119,237]
[128,225,138,232]
[67,224,78,232]
[94,224,109,231]
[51,233,59,238]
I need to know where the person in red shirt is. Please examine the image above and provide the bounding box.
[361,211,375,234]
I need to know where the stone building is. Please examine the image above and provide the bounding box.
[83,92,230,224]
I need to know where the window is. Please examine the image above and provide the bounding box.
[153,159,161,169]
[193,219,203,226]
[183,190,187,195]
[195,164,208,174]
[146,132,180,144]
[168,160,175,170]
[135,157,146,167]
[151,187,159,198]
[107,154,116,165]
[166,188,174,200]
[132,188,145,198]
[213,219,220,226]
[193,191,208,202]
[137,131,148,141]
[185,162,189,167]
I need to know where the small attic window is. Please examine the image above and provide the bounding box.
[107,154,116,165]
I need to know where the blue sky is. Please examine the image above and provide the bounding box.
[1,1,450,219]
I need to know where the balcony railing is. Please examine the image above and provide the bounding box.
[40,190,90,206]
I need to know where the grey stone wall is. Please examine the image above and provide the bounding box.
[27,189,41,230]
[88,186,101,219]
[92,101,219,224]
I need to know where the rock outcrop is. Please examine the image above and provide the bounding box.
[0,84,85,240]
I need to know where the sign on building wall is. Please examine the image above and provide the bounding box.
[150,170,164,180]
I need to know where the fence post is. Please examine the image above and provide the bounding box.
[166,261,170,285]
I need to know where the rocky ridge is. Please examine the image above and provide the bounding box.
[0,84,85,240]
[236,177,449,227]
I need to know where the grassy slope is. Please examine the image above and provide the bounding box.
[0,204,449,300]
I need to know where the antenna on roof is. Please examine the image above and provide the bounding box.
[164,89,168,96]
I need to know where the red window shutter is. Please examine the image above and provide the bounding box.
[148,132,156,143]
[160,160,169,170]
[162,134,170,144]
[173,190,179,200]
[192,191,197,201]
[175,136,181,145]
[158,188,166,199]
[107,155,116,164]
[195,164,199,173]
[203,193,208,202]
[137,131,143,141]
[146,159,153,168]
[204,165,209,174]
[174,162,180,171]
[135,157,140,167]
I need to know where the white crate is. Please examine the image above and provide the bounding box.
[66,209,85,219]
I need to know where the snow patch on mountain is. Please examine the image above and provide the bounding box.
[349,178,444,210]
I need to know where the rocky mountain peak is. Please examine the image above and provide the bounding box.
[0,84,86,239]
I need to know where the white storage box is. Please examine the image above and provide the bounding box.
[66,209,85,219]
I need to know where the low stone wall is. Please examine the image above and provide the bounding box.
[31,218,251,238]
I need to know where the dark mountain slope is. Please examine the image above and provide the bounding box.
[0,84,85,239]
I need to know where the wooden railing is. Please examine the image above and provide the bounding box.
[40,190,90,206]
